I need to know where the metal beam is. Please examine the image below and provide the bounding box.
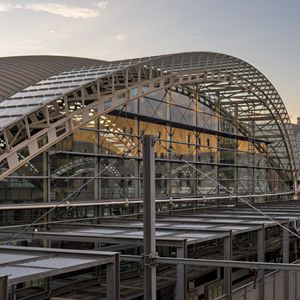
[0,191,293,211]
[121,255,300,272]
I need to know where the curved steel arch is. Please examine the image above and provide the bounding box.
[0,52,298,193]
[173,85,292,182]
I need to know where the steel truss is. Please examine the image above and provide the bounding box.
[0,52,298,193]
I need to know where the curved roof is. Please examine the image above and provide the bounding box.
[0,52,298,190]
[0,55,106,101]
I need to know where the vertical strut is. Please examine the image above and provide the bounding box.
[143,135,157,300]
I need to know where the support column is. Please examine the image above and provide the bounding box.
[224,232,232,300]
[143,135,157,300]
[94,153,101,225]
[176,240,187,300]
[0,276,8,300]
[107,254,120,300]
[134,153,140,200]
[293,221,298,261]
[257,225,265,300]
[216,92,221,196]
[283,221,290,300]
[44,150,51,248]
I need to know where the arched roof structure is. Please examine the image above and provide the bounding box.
[0,55,107,101]
[0,52,298,192]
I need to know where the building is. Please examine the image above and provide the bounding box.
[0,52,300,299]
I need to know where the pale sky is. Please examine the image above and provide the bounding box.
[0,0,299,122]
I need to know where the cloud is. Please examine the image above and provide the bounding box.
[0,1,108,19]
[0,3,14,11]
[0,4,8,11]
[96,1,109,10]
[114,34,127,41]
[23,3,99,19]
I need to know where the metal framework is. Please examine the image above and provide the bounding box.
[2,202,300,299]
[0,245,120,300]
[0,52,298,194]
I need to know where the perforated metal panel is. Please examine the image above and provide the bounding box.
[0,253,38,264]
[0,246,117,284]
[0,265,49,279]
[21,256,94,269]
[78,228,125,235]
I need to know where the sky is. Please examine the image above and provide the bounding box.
[0,0,299,122]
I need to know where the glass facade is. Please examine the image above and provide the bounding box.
[0,88,291,209]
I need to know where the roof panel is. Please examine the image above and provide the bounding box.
[0,98,48,106]
[0,55,107,101]
[0,60,131,129]
[0,117,19,128]
[0,106,39,116]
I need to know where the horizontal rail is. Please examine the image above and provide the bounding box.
[121,255,300,272]
[0,192,293,211]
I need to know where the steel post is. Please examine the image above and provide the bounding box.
[143,135,157,300]
[107,254,120,300]
[283,222,289,300]
[257,225,265,300]
[0,276,8,300]
[293,221,298,261]
[176,240,187,300]
[224,232,232,300]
